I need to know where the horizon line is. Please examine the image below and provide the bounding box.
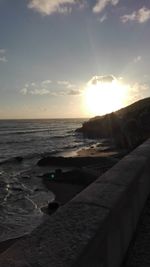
[0,117,89,120]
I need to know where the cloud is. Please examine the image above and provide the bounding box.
[30,88,50,95]
[93,0,120,14]
[57,80,82,95]
[89,75,116,85]
[0,49,5,54]
[86,75,150,108]
[98,14,107,23]
[132,83,149,93]
[68,89,81,95]
[20,79,79,96]
[0,56,7,62]
[27,0,77,15]
[57,80,69,85]
[20,82,51,95]
[121,7,150,23]
[0,49,7,62]
[57,80,75,89]
[20,87,50,96]
[41,80,52,85]
[31,82,36,86]
[128,82,149,103]
[20,88,28,95]
[134,56,142,63]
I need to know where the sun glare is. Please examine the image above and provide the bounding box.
[84,78,127,116]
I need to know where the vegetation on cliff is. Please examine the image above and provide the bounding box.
[77,97,150,150]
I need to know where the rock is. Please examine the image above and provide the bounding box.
[15,157,23,162]
[41,201,60,215]
[48,201,60,214]
[76,97,150,150]
[42,169,96,186]
[37,156,115,167]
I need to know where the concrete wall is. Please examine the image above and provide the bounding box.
[0,139,150,267]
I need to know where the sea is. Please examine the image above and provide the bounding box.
[0,118,101,242]
[0,118,89,162]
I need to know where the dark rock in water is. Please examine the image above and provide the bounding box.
[15,157,23,162]
[42,169,96,204]
[42,169,91,204]
[37,156,116,167]
[12,187,23,192]
[48,201,60,213]
[55,169,62,176]
[41,161,119,204]
[22,175,30,179]
[42,169,96,186]
[0,156,23,165]
[41,201,60,215]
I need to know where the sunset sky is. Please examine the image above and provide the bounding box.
[0,0,150,118]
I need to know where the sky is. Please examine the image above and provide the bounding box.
[0,0,150,119]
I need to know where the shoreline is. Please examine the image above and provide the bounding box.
[55,140,120,159]
[76,147,119,158]
[56,148,119,158]
[0,143,126,254]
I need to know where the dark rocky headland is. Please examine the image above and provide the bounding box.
[76,97,150,151]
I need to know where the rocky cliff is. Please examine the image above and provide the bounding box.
[76,97,150,149]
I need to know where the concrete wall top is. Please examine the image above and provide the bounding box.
[0,139,150,267]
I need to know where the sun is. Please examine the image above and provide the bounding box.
[84,78,127,116]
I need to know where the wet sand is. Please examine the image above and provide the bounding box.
[76,147,119,157]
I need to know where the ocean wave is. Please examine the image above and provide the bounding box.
[0,119,87,164]
[0,128,53,136]
[0,139,32,145]
[0,149,63,164]
[51,133,72,139]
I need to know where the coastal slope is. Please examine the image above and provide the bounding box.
[76,97,150,149]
